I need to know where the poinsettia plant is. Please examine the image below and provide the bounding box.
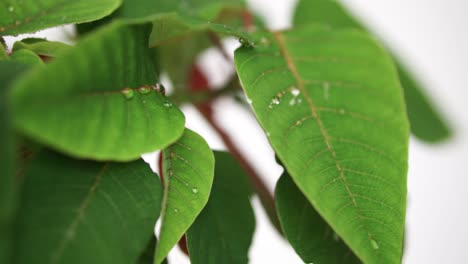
[0,0,450,263]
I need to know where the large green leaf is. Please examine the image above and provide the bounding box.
[155,129,215,264]
[0,0,121,36]
[10,22,185,161]
[293,0,451,142]
[0,61,28,264]
[14,150,163,264]
[276,172,360,263]
[13,38,71,58]
[186,152,255,264]
[234,26,409,263]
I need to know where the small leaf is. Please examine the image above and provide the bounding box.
[186,152,255,264]
[0,61,28,264]
[235,26,409,263]
[14,150,163,264]
[0,0,122,36]
[9,49,43,66]
[10,22,185,161]
[155,129,215,264]
[276,172,361,263]
[293,0,451,142]
[13,38,71,58]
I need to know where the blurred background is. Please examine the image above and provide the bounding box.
[5,0,468,263]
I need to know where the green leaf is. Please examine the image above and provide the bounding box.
[10,22,185,161]
[0,61,28,264]
[155,129,215,264]
[14,150,162,264]
[186,152,255,264]
[150,15,253,48]
[234,26,409,263]
[0,41,7,60]
[9,49,43,66]
[0,0,122,36]
[276,172,360,263]
[13,38,71,58]
[116,0,245,22]
[293,0,451,142]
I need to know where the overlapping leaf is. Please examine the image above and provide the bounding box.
[276,172,360,263]
[0,0,121,36]
[14,150,163,264]
[9,49,43,66]
[155,129,215,264]
[13,38,71,58]
[186,152,255,264]
[235,25,409,263]
[0,61,28,264]
[10,22,185,161]
[293,0,451,142]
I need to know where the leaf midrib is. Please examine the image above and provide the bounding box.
[50,163,109,263]
[272,31,376,252]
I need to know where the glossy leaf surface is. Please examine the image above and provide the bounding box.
[14,150,163,264]
[293,0,451,142]
[10,22,185,161]
[155,129,215,264]
[0,0,121,35]
[235,26,409,263]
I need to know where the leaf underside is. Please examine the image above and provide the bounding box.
[155,129,215,264]
[293,0,451,142]
[10,22,185,161]
[235,26,409,263]
[186,152,255,264]
[276,172,361,264]
[0,0,122,36]
[14,150,163,264]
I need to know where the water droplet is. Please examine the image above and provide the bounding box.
[191,187,199,194]
[173,208,179,213]
[121,88,134,99]
[291,87,300,97]
[239,37,253,47]
[152,83,166,95]
[289,98,296,106]
[246,97,252,104]
[8,5,14,12]
[339,108,345,114]
[272,96,280,105]
[138,85,151,95]
[298,99,303,104]
[163,101,172,108]
[266,132,271,137]
[370,239,379,250]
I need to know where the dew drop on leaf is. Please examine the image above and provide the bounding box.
[191,187,199,194]
[291,87,300,97]
[138,85,151,95]
[370,239,379,250]
[8,5,14,12]
[173,208,179,213]
[163,101,172,108]
[121,88,134,100]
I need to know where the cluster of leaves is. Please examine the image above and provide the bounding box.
[0,0,450,263]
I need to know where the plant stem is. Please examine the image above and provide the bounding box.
[195,101,283,236]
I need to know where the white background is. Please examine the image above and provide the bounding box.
[5,0,468,263]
